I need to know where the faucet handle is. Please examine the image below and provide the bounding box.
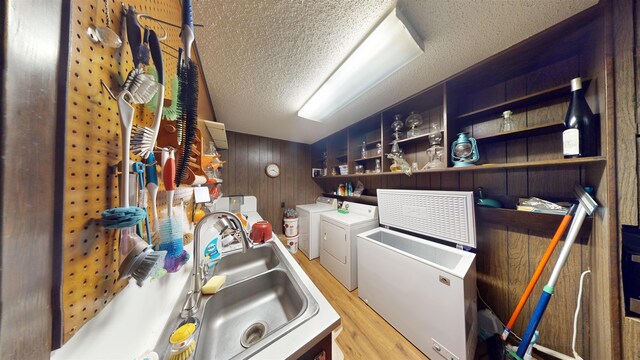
[200,262,209,282]
[181,290,198,318]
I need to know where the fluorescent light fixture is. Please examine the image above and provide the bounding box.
[298,7,424,122]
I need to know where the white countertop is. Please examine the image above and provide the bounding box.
[51,206,340,360]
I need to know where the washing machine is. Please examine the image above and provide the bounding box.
[296,196,339,260]
[320,202,378,291]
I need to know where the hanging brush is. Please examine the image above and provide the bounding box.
[102,87,145,228]
[176,48,184,146]
[118,231,167,286]
[126,6,143,69]
[163,75,180,120]
[157,147,189,272]
[101,71,163,285]
[175,0,199,187]
[131,29,165,159]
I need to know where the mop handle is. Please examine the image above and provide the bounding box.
[517,287,554,358]
[548,205,588,287]
[516,205,589,357]
[501,204,576,341]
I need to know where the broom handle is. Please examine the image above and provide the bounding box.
[501,204,576,341]
[516,204,589,358]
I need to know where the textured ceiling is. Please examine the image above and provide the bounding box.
[193,0,598,144]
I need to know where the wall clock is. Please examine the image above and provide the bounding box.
[265,163,280,178]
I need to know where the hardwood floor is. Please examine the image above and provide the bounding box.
[280,237,429,360]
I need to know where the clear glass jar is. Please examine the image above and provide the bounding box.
[375,159,381,173]
[405,111,423,138]
[501,110,515,132]
[428,122,442,146]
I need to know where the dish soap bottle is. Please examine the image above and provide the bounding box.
[563,77,598,158]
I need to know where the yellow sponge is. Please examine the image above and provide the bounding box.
[202,275,226,295]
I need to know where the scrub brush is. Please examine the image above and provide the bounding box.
[168,323,197,360]
[101,67,157,228]
[122,68,158,105]
[161,75,180,120]
[131,29,165,159]
[175,0,199,186]
[157,148,189,272]
[118,229,167,286]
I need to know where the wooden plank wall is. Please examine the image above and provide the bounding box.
[316,58,598,356]
[219,131,323,233]
[614,0,640,358]
[2,0,67,357]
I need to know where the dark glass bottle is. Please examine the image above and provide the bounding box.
[563,77,598,158]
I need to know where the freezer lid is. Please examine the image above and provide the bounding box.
[376,189,477,249]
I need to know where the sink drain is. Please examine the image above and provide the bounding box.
[240,321,268,348]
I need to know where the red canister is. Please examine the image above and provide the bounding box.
[249,221,273,243]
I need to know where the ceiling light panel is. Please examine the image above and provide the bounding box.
[298,8,424,122]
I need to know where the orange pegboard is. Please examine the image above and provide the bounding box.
[63,0,189,343]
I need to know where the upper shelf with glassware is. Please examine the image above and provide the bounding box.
[454,78,592,124]
[310,13,604,178]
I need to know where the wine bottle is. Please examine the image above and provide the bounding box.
[563,77,598,158]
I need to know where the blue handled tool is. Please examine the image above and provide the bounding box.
[134,162,152,245]
[515,185,598,358]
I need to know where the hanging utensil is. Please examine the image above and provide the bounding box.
[126,5,143,69]
[175,0,199,186]
[87,0,122,48]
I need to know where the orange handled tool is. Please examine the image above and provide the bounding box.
[500,204,577,341]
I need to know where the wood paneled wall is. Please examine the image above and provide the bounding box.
[2,0,67,357]
[613,0,640,358]
[219,131,322,233]
[316,58,599,357]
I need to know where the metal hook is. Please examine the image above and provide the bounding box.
[161,48,178,60]
[137,13,204,33]
[161,42,180,53]
[136,13,169,41]
[100,79,117,101]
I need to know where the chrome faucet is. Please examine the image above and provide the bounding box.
[181,211,253,318]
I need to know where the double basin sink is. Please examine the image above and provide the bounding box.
[158,242,319,360]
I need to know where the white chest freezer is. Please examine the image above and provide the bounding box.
[357,189,477,360]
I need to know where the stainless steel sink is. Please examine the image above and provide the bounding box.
[195,270,306,360]
[156,242,319,360]
[213,245,280,286]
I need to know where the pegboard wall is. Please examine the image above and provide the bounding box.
[63,0,198,343]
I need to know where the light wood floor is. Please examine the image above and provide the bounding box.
[280,237,428,360]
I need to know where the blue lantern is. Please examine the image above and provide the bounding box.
[451,132,479,167]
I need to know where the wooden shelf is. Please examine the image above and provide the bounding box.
[312,156,605,178]
[389,131,443,145]
[456,78,591,122]
[364,139,381,146]
[335,153,347,160]
[354,155,382,162]
[475,207,593,239]
[321,193,378,206]
[475,122,565,143]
